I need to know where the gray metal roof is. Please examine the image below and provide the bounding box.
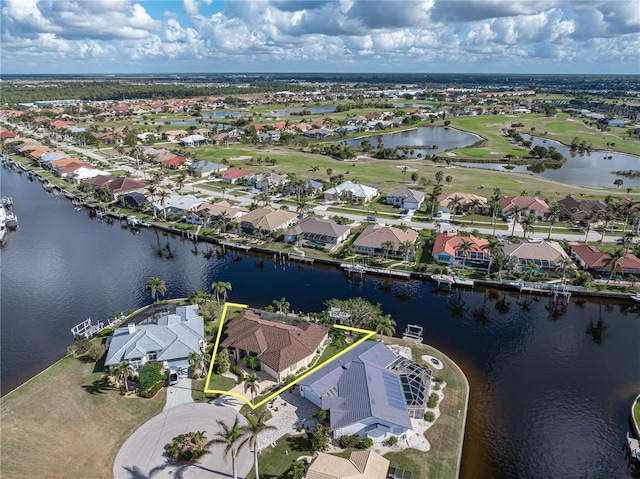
[302,340,412,430]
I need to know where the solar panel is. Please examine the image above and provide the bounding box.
[383,371,406,410]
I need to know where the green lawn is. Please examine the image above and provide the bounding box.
[0,354,165,479]
[192,376,236,402]
[245,433,314,479]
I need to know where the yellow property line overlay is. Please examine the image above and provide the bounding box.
[204,302,376,409]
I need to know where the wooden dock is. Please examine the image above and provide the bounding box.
[288,254,314,263]
[340,263,411,278]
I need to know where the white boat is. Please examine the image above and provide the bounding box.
[630,295,640,303]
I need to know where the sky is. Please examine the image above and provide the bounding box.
[1,0,639,75]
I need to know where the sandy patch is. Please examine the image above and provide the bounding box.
[421,355,444,370]
[445,152,457,157]
[395,165,418,172]
[228,155,252,161]
[490,151,501,155]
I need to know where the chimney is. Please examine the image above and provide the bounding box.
[128,323,136,334]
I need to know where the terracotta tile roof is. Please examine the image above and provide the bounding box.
[571,244,640,270]
[220,310,329,374]
[353,224,418,250]
[432,233,489,257]
[499,196,549,214]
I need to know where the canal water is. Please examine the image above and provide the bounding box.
[1,167,639,478]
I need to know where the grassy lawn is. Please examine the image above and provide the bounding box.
[0,355,165,479]
[245,433,314,479]
[192,376,236,402]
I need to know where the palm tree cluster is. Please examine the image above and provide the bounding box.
[210,411,276,479]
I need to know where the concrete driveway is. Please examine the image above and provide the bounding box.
[113,403,252,479]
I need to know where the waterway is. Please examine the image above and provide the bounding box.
[1,167,639,478]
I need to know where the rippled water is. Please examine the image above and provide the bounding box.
[1,167,639,478]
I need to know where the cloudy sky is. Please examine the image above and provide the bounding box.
[1,0,639,75]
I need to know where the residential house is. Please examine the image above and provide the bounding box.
[432,233,490,268]
[39,151,70,166]
[438,192,488,214]
[283,216,351,249]
[299,340,431,441]
[220,309,329,381]
[386,188,425,211]
[220,168,255,184]
[502,240,570,273]
[120,192,149,210]
[240,206,297,236]
[186,200,248,225]
[570,244,640,277]
[152,193,202,217]
[353,225,418,259]
[557,195,607,221]
[499,196,550,219]
[324,181,379,204]
[304,451,389,479]
[96,177,147,200]
[255,172,288,191]
[104,305,204,371]
[180,134,208,147]
[189,159,227,178]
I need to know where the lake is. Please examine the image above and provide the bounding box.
[1,166,638,478]
[455,136,640,188]
[341,126,481,155]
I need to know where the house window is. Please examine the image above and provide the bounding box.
[147,351,157,361]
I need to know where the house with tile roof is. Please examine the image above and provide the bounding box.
[186,200,248,225]
[304,451,389,479]
[220,168,255,184]
[353,225,418,259]
[299,341,431,442]
[557,195,607,221]
[324,181,379,204]
[432,233,490,267]
[100,177,147,200]
[220,310,329,381]
[283,216,351,249]
[502,240,570,273]
[386,188,425,211]
[438,192,488,214]
[240,206,297,236]
[499,196,550,219]
[104,305,204,372]
[570,244,640,277]
[255,172,288,191]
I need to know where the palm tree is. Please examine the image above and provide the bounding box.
[370,314,396,336]
[399,240,415,263]
[115,361,135,392]
[602,246,626,285]
[157,189,169,220]
[243,373,260,403]
[381,240,395,259]
[210,417,244,479]
[482,238,503,276]
[146,277,166,301]
[557,256,575,284]
[546,203,560,239]
[435,170,444,185]
[447,195,463,218]
[428,185,442,218]
[510,205,523,237]
[287,461,306,479]
[239,411,276,479]
[469,198,481,224]
[272,297,290,314]
[457,239,473,274]
[212,281,232,302]
[521,214,535,238]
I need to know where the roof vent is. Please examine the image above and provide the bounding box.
[128,323,136,334]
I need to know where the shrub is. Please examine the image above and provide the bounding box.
[231,363,245,384]
[213,349,229,374]
[361,437,373,449]
[313,408,327,421]
[339,435,361,448]
[69,339,91,357]
[138,381,164,398]
[139,361,164,389]
[243,354,259,370]
[424,411,436,422]
[387,436,398,446]
[427,393,438,408]
[98,327,115,337]
[86,343,106,361]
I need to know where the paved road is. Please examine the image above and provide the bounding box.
[113,402,252,479]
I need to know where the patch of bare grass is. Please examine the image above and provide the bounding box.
[1,356,165,478]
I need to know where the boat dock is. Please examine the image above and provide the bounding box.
[0,199,18,245]
[288,254,314,263]
[340,262,411,278]
[431,273,474,290]
[402,324,424,343]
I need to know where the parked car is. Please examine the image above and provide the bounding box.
[167,370,178,386]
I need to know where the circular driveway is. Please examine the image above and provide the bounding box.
[113,402,252,479]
